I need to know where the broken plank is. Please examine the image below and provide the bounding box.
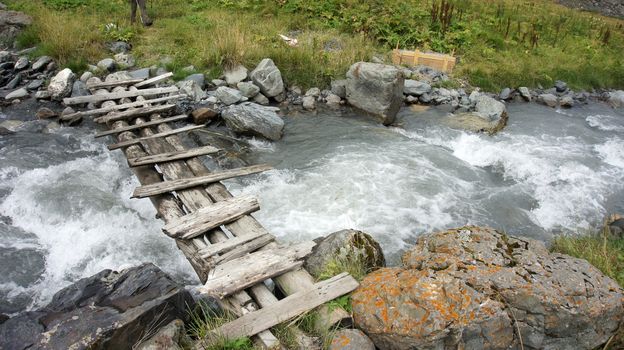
[134,72,174,88]
[200,241,316,298]
[128,145,220,167]
[61,94,185,121]
[198,231,274,259]
[203,273,358,341]
[86,78,145,90]
[108,124,205,150]
[94,104,176,124]
[162,195,259,239]
[95,114,188,138]
[63,86,179,105]
[132,164,272,198]
[205,234,276,266]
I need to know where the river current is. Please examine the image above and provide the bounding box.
[1,101,623,314]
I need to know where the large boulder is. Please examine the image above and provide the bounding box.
[346,62,404,125]
[445,94,508,134]
[249,58,284,97]
[0,263,193,350]
[352,226,624,350]
[47,68,76,101]
[0,10,32,48]
[609,90,624,108]
[221,102,284,140]
[305,229,385,279]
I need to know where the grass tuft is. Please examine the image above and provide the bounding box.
[186,301,255,350]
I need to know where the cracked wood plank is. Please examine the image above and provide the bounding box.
[127,145,220,167]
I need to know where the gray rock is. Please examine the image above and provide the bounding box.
[289,85,302,96]
[36,107,57,119]
[305,87,321,97]
[499,87,511,100]
[181,65,195,73]
[47,68,75,101]
[4,73,21,89]
[346,62,404,125]
[97,58,116,72]
[43,121,61,133]
[114,53,135,68]
[14,56,28,70]
[237,81,260,98]
[0,10,32,48]
[128,68,150,80]
[0,3,6,10]
[249,58,284,97]
[224,65,248,85]
[176,80,205,102]
[302,95,316,110]
[419,93,432,104]
[331,79,347,99]
[273,91,286,103]
[444,96,508,134]
[352,226,624,350]
[31,56,52,71]
[79,71,94,83]
[0,119,24,131]
[405,95,418,104]
[184,73,205,89]
[71,80,90,98]
[538,93,558,107]
[305,229,385,279]
[211,79,226,87]
[475,94,506,122]
[608,90,624,108]
[560,95,574,108]
[554,80,568,93]
[403,80,431,96]
[325,93,342,106]
[107,41,131,54]
[105,71,133,82]
[253,93,269,105]
[518,86,531,101]
[5,88,28,100]
[135,319,189,350]
[329,329,375,350]
[0,264,193,350]
[34,90,51,99]
[0,50,9,62]
[215,86,243,105]
[432,87,453,105]
[221,102,284,140]
[87,64,98,72]
[26,79,43,90]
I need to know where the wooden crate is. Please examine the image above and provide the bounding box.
[392,49,456,73]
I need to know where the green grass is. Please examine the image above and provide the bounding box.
[186,301,256,350]
[6,0,624,91]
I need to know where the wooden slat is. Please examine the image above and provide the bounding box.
[108,124,205,150]
[94,104,176,124]
[62,95,185,121]
[199,232,274,259]
[132,164,272,198]
[63,86,178,105]
[134,72,174,88]
[202,273,358,342]
[87,78,145,90]
[95,115,188,138]
[200,241,316,298]
[205,234,276,267]
[162,195,260,239]
[127,145,220,167]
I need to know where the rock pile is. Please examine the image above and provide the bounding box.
[1,50,57,102]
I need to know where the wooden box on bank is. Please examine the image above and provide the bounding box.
[392,49,456,73]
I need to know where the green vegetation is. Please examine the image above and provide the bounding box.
[186,301,256,350]
[6,0,624,90]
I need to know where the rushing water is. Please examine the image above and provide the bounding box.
[1,101,623,314]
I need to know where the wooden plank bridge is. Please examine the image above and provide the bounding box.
[64,74,358,348]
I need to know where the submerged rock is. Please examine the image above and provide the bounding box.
[445,94,508,134]
[346,62,404,125]
[250,58,284,97]
[352,226,624,350]
[221,102,284,140]
[0,263,193,350]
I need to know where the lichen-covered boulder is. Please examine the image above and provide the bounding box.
[346,62,404,125]
[352,226,624,350]
[329,329,376,350]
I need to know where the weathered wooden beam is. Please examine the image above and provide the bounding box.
[108,124,205,150]
[200,241,316,298]
[62,95,184,121]
[198,232,274,259]
[132,164,272,198]
[200,273,359,342]
[204,234,276,267]
[134,72,174,88]
[128,145,220,167]
[63,86,178,105]
[87,78,145,90]
[162,195,260,239]
[94,104,176,124]
[95,115,188,138]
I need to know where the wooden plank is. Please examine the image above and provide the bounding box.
[134,72,174,88]
[63,86,178,105]
[108,124,205,150]
[203,273,358,342]
[200,241,316,298]
[162,195,260,239]
[87,78,145,90]
[132,164,272,198]
[61,94,184,121]
[205,234,276,267]
[198,232,274,259]
[95,115,188,138]
[127,145,220,167]
[94,104,176,124]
